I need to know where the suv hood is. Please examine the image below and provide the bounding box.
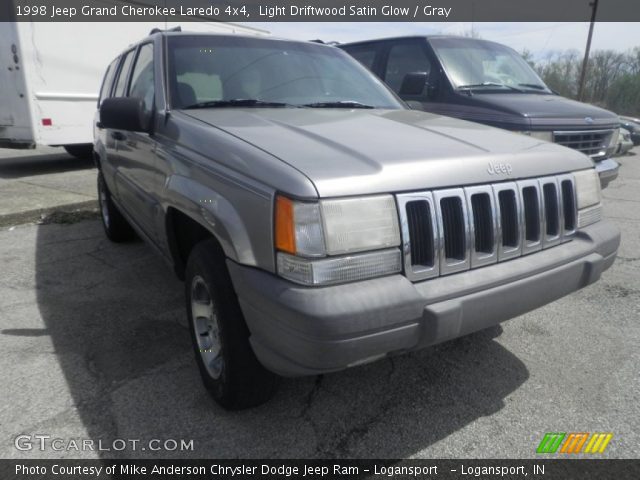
[183,108,593,197]
[467,93,619,130]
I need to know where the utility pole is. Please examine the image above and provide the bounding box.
[577,0,599,101]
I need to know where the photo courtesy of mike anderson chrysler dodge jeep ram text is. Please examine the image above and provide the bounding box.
[93,30,620,409]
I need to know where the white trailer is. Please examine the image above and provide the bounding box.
[0,20,267,157]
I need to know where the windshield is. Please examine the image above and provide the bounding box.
[429,37,551,93]
[167,35,403,109]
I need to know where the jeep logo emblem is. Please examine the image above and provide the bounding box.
[487,162,513,176]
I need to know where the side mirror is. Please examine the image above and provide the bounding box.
[399,72,429,96]
[100,97,151,133]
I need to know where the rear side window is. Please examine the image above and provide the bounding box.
[128,43,155,113]
[98,58,119,106]
[385,43,431,93]
[343,45,378,70]
[113,49,136,97]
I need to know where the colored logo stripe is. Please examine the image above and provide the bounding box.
[584,433,613,454]
[537,433,566,453]
[560,433,589,453]
[537,433,613,454]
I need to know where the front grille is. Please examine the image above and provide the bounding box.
[440,197,466,261]
[405,201,434,268]
[397,174,577,281]
[498,190,519,247]
[553,130,613,158]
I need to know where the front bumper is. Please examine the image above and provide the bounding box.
[227,220,620,377]
[595,158,619,189]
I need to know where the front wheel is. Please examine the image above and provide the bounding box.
[185,239,279,410]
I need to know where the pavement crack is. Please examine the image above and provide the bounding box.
[299,375,324,419]
[616,256,640,264]
[296,375,325,458]
[17,179,96,199]
[331,407,386,458]
[86,250,118,270]
[388,356,397,379]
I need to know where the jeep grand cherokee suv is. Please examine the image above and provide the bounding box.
[94,31,620,409]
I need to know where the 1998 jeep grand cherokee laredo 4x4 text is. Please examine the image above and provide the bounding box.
[94,31,620,409]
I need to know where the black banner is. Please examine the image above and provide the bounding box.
[2,460,640,480]
[3,0,640,22]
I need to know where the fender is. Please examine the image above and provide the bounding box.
[163,174,259,267]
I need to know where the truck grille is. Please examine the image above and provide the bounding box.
[396,174,577,281]
[553,130,613,158]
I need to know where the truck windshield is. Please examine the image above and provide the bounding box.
[429,37,551,93]
[167,35,403,110]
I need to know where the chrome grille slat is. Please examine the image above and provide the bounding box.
[518,179,543,255]
[493,182,522,261]
[433,189,470,275]
[397,193,439,281]
[557,174,577,240]
[540,177,562,248]
[465,185,498,268]
[397,173,578,282]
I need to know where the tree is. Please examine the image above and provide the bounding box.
[520,47,640,116]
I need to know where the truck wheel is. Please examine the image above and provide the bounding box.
[97,172,135,242]
[64,144,94,159]
[185,239,279,410]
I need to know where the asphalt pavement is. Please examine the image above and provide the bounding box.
[0,147,97,227]
[0,147,638,459]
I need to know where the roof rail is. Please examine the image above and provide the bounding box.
[149,26,182,35]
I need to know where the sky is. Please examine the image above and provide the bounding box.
[241,22,640,58]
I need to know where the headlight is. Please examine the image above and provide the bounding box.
[574,169,603,228]
[608,128,620,149]
[517,131,553,142]
[274,194,401,285]
[574,169,601,209]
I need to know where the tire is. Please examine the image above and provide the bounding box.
[185,239,279,410]
[64,144,94,159]
[97,172,135,242]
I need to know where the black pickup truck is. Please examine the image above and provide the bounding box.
[340,36,621,188]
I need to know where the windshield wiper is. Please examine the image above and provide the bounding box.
[517,83,549,91]
[182,99,296,109]
[302,100,375,109]
[457,82,524,92]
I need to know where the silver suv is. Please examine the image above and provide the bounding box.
[94,31,620,409]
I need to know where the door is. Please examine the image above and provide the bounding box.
[110,42,161,242]
[381,40,434,106]
[0,24,33,146]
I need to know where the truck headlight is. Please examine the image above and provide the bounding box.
[574,169,603,228]
[517,131,553,142]
[274,194,401,285]
[608,128,620,150]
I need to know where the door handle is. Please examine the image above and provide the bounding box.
[111,131,126,141]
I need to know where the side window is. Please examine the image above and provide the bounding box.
[384,43,431,93]
[97,59,118,106]
[128,43,155,113]
[343,45,378,71]
[113,49,136,97]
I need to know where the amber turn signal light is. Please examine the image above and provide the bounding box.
[275,195,296,254]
